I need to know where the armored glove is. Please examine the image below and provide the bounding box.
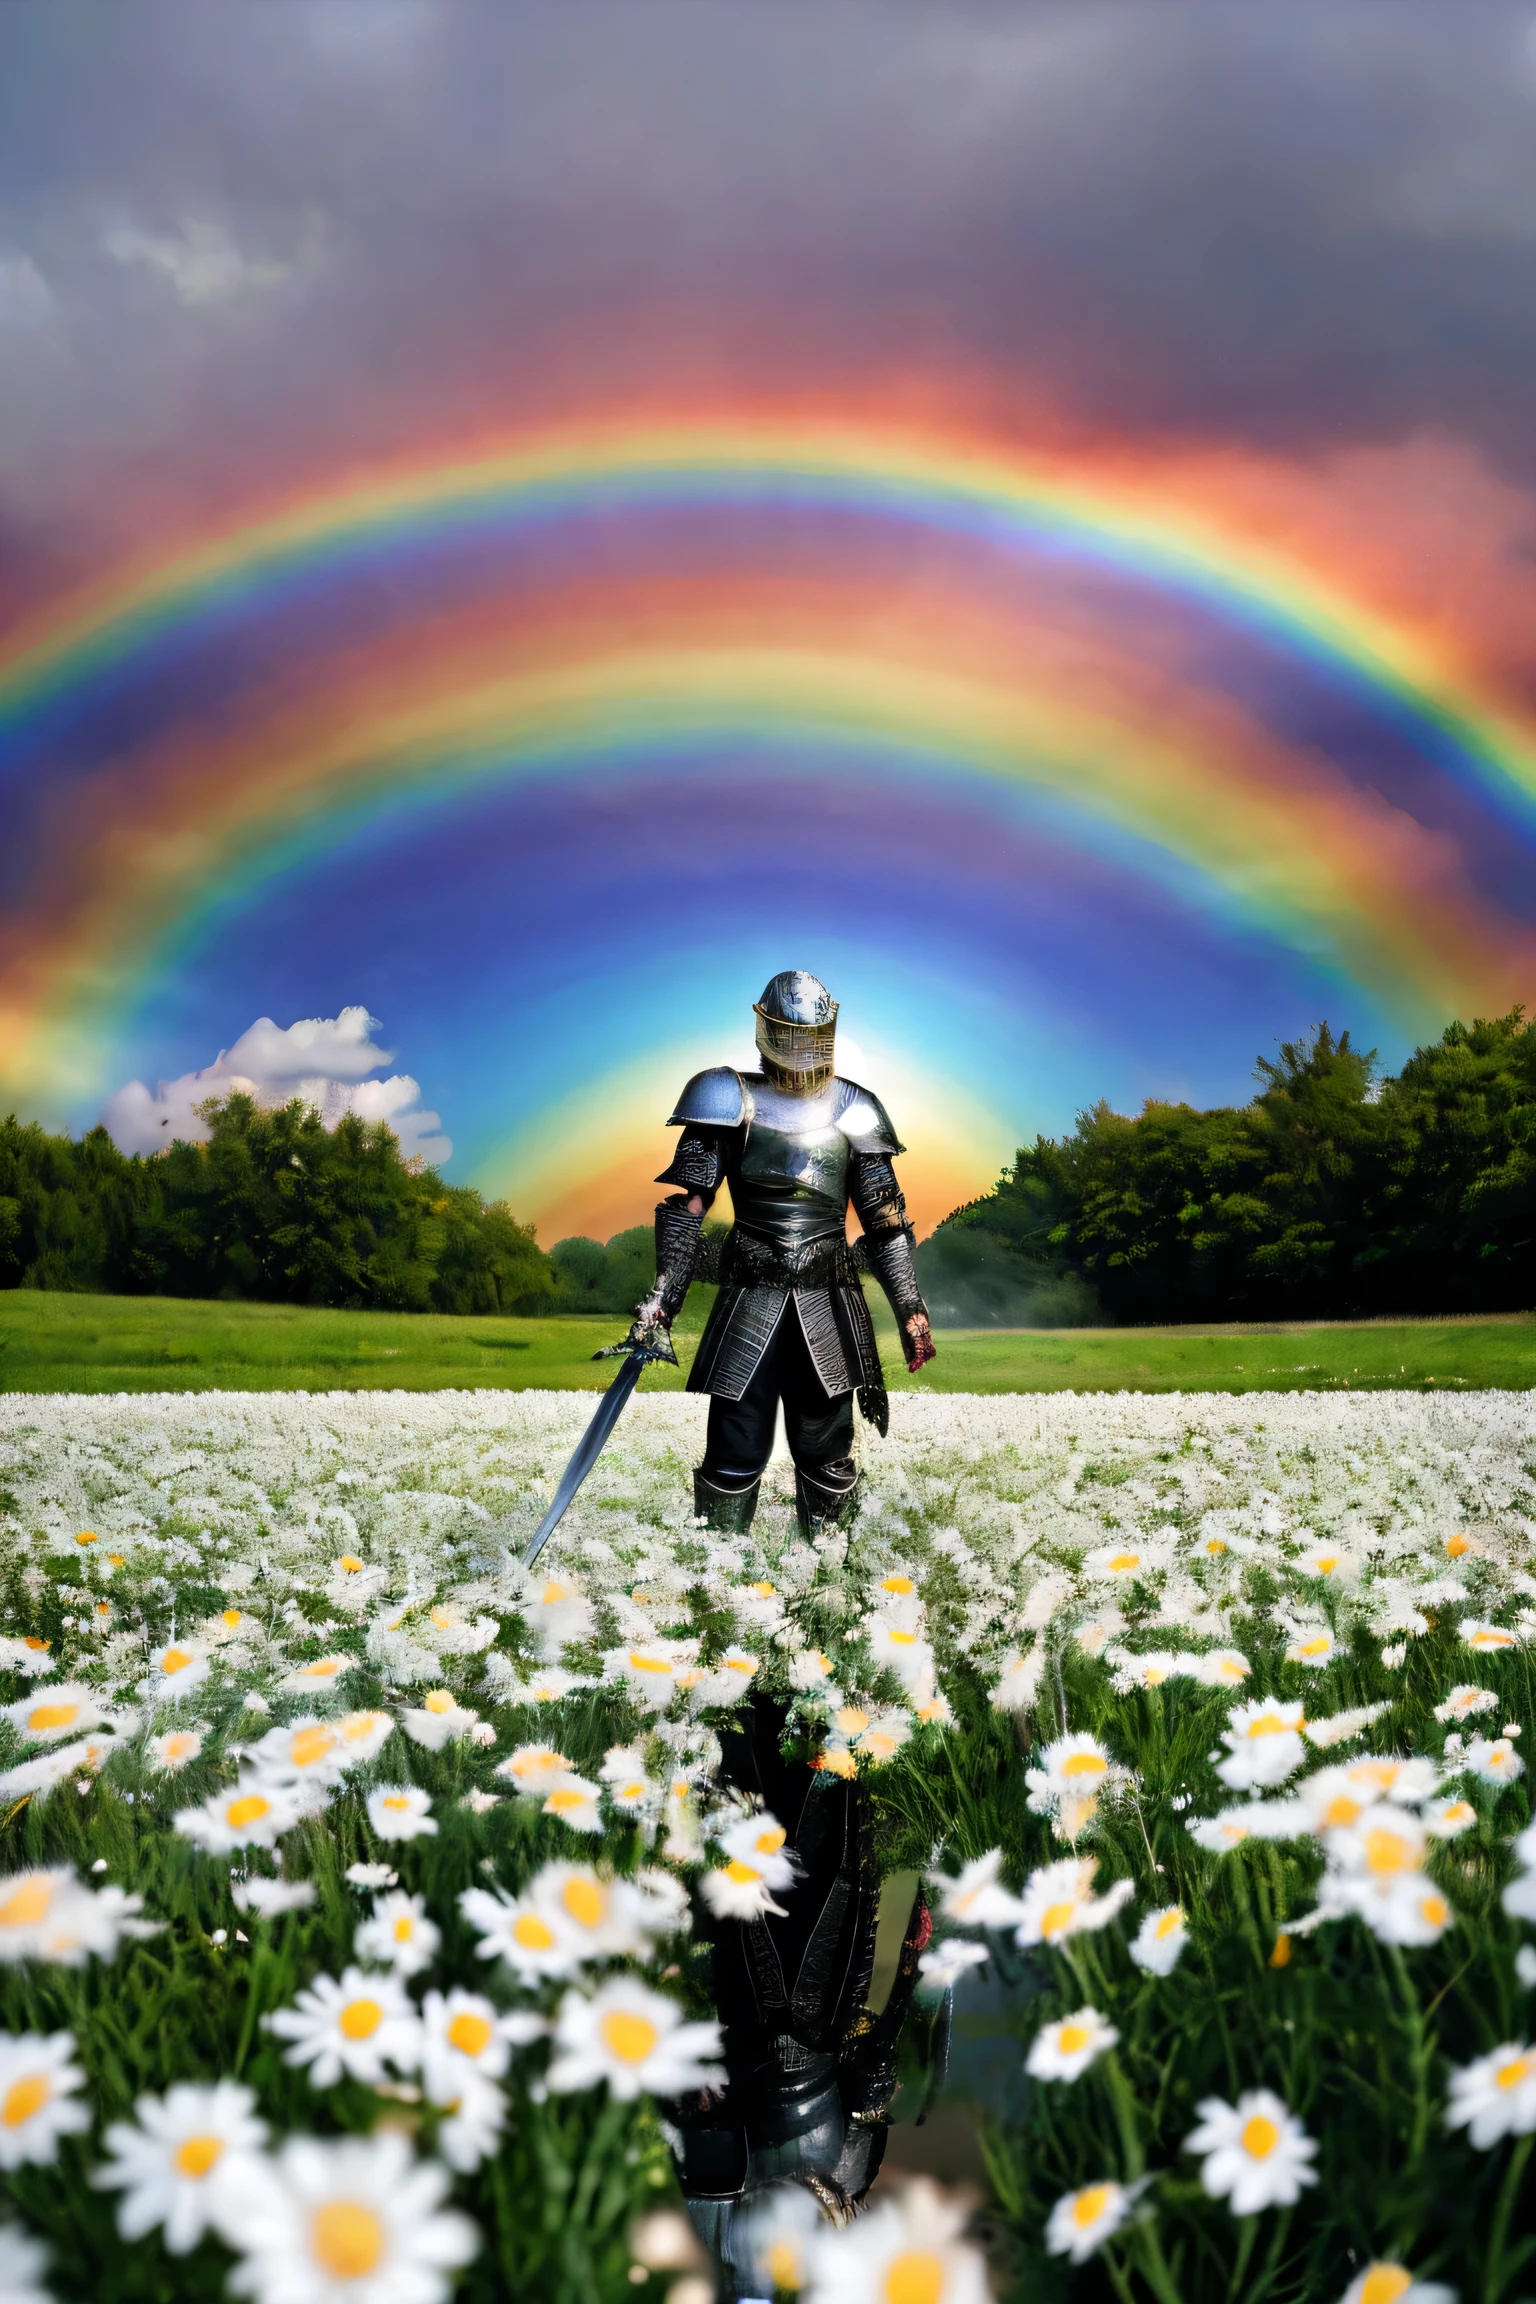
[597,1194,703,1366]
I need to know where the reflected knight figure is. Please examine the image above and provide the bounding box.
[606,973,941,2294]
[614,969,937,1532]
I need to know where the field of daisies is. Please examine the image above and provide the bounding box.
[2,1385,1536,2304]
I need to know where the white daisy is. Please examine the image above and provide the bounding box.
[1193,1650,1253,1689]
[1045,2179,1142,2264]
[541,1774,604,1833]
[93,2080,267,2252]
[918,1939,990,1992]
[803,2175,989,2303]
[789,1647,839,1692]
[141,1643,211,1701]
[458,1886,585,1984]
[1026,1732,1119,1840]
[1284,1628,1337,1669]
[175,1775,307,1854]
[1465,1736,1525,1787]
[498,1744,577,1791]
[0,2032,89,2169]
[699,1860,789,1921]
[1184,2089,1318,2213]
[1337,2263,1456,2304]
[354,1892,441,1978]
[597,1746,662,1815]
[278,1655,359,1697]
[434,2071,507,2175]
[1129,1904,1189,1975]
[1026,2006,1120,2081]
[864,1619,933,1693]
[545,1979,723,2100]
[1422,1796,1478,1840]
[736,2183,821,2297]
[419,1988,544,2105]
[523,1573,595,1657]
[222,2129,476,2304]
[1461,1620,1520,1654]
[1342,1871,1456,1948]
[366,1784,437,1842]
[989,1647,1046,1714]
[0,1636,56,1678]
[3,1684,110,1743]
[851,1709,913,1767]
[267,1965,423,2088]
[0,2222,53,2304]
[232,1879,317,1919]
[345,1862,398,1890]
[0,1866,153,1966]
[1083,1541,1169,1586]
[932,1849,1026,1931]
[1216,1700,1309,1792]
[1445,2041,1536,2147]
[400,1690,481,1750]
[603,1644,690,1711]
[1014,1858,1134,1948]
[717,1811,799,1885]
[147,1728,204,1772]
[1435,1686,1499,1724]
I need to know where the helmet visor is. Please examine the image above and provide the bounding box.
[755,1008,837,1082]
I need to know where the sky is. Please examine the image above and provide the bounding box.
[5,1,1536,1241]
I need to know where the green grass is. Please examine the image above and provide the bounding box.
[1,1288,1533,1392]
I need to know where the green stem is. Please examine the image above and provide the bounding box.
[1128,2217,1185,2304]
[1483,2134,1534,2304]
[1103,2052,1145,2179]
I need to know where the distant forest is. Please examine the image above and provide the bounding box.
[3,1010,1534,1326]
[918,1010,1536,1327]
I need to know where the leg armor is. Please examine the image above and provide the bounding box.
[694,1467,762,1534]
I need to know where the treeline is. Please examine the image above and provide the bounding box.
[0,1095,559,1315]
[919,1011,1536,1326]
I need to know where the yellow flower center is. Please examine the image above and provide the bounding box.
[1062,1752,1107,1779]
[1295,1637,1331,1658]
[1496,2054,1533,2091]
[888,1630,918,1648]
[563,1878,606,1928]
[447,2012,494,2058]
[1419,1895,1449,1928]
[1205,1539,1228,1554]
[836,1707,871,1734]
[302,1660,342,1680]
[514,1914,556,1951]
[225,1794,271,1828]
[767,2240,803,2289]
[1072,2185,1113,2230]
[423,1690,455,1714]
[755,1826,787,1855]
[630,1653,671,1673]
[2,2074,49,2127]
[726,1655,758,1674]
[600,2010,659,2065]
[1314,1555,1340,1574]
[27,1703,79,1732]
[381,1794,412,1811]
[1242,2115,1280,2159]
[163,1734,196,1761]
[75,1532,96,1546]
[22,1637,48,1651]
[174,2134,224,2179]
[1040,1900,1077,1939]
[338,1998,384,2041]
[751,1581,776,1597]
[1108,1553,1140,1573]
[725,1860,762,1885]
[338,1555,365,1573]
[222,1610,242,1628]
[882,1576,915,1595]
[1358,2269,1413,2304]
[161,1647,194,1675]
[883,2253,945,2304]
[343,1712,386,1743]
[1474,1629,1514,1648]
[291,1726,335,1769]
[1443,1803,1475,1828]
[430,1608,453,1630]
[1057,2023,1092,2055]
[1245,1712,1290,1738]
[0,1877,55,1929]
[547,1787,588,1814]
[541,1581,568,1604]
[393,1916,414,1942]
[312,2202,386,2279]
[1155,1909,1184,1940]
[1269,1935,1292,1968]
[106,1557,125,1568]
[1364,1828,1415,1876]
[1322,1796,1362,1829]
[1446,1534,1471,1559]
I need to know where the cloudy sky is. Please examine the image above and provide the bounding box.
[5,3,1536,1232]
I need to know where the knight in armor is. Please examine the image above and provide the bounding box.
[613,969,937,1534]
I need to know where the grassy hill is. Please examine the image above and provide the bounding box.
[1,1288,1533,1394]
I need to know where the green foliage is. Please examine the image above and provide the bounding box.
[0,1097,555,1316]
[936,1014,1536,1324]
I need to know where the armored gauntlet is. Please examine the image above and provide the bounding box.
[612,1194,704,1364]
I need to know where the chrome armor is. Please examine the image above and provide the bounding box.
[753,968,839,1094]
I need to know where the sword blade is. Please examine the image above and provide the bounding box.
[522,1350,647,1567]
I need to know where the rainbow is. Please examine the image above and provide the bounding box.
[3,419,1534,1240]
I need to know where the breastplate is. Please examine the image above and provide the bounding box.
[733,1081,850,1250]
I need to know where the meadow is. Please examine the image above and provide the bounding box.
[3,1384,1536,2302]
[3,1288,1535,1395]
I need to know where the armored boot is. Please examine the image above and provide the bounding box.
[794,1454,859,1535]
[694,1467,762,1533]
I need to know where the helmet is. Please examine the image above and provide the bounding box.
[754,971,838,1095]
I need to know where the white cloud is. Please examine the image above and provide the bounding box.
[0,252,54,330]
[100,1007,451,1166]
[100,214,308,307]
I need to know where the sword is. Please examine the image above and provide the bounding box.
[521,1340,671,1568]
